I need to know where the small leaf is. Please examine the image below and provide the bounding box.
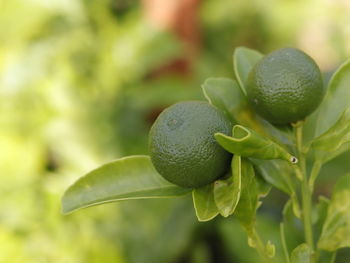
[315,59,350,137]
[61,155,190,214]
[312,107,350,163]
[215,125,297,164]
[291,243,311,263]
[233,46,263,95]
[318,174,350,251]
[214,155,241,217]
[235,159,259,230]
[192,184,219,222]
[201,77,245,122]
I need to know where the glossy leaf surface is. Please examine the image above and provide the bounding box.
[215,125,297,163]
[214,155,241,217]
[62,155,190,214]
[318,174,350,251]
[192,184,218,222]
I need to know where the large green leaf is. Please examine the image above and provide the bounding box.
[315,59,350,137]
[192,183,219,222]
[235,159,259,230]
[61,155,190,214]
[214,155,241,217]
[215,125,297,164]
[291,244,311,263]
[312,107,350,163]
[318,174,350,251]
[233,46,263,95]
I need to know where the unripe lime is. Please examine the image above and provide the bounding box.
[246,48,324,124]
[149,101,232,188]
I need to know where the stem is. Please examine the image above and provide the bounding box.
[295,123,315,259]
[280,223,290,263]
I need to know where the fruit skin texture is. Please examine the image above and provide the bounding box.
[149,101,232,188]
[246,48,325,124]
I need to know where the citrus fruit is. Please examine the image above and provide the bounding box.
[246,47,324,124]
[149,101,232,188]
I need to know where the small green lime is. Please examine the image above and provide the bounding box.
[149,101,232,188]
[246,48,325,124]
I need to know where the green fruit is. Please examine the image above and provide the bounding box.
[246,47,324,124]
[149,101,232,188]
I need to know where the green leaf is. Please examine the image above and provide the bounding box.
[61,155,190,214]
[318,174,350,251]
[315,59,350,137]
[313,196,330,243]
[214,155,241,217]
[255,172,272,198]
[201,77,245,122]
[291,243,311,263]
[251,159,295,195]
[251,159,300,218]
[312,107,350,163]
[235,159,259,230]
[215,125,297,164]
[233,46,263,95]
[201,77,293,147]
[192,184,219,222]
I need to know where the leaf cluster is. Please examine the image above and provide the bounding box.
[62,47,350,262]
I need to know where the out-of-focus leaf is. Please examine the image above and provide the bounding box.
[291,243,311,263]
[318,174,350,251]
[61,155,190,214]
[214,155,241,217]
[192,184,218,222]
[233,46,263,95]
[235,159,259,230]
[312,107,350,163]
[315,59,350,137]
[215,125,297,163]
[201,77,245,122]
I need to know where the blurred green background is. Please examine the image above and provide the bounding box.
[1,0,350,262]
